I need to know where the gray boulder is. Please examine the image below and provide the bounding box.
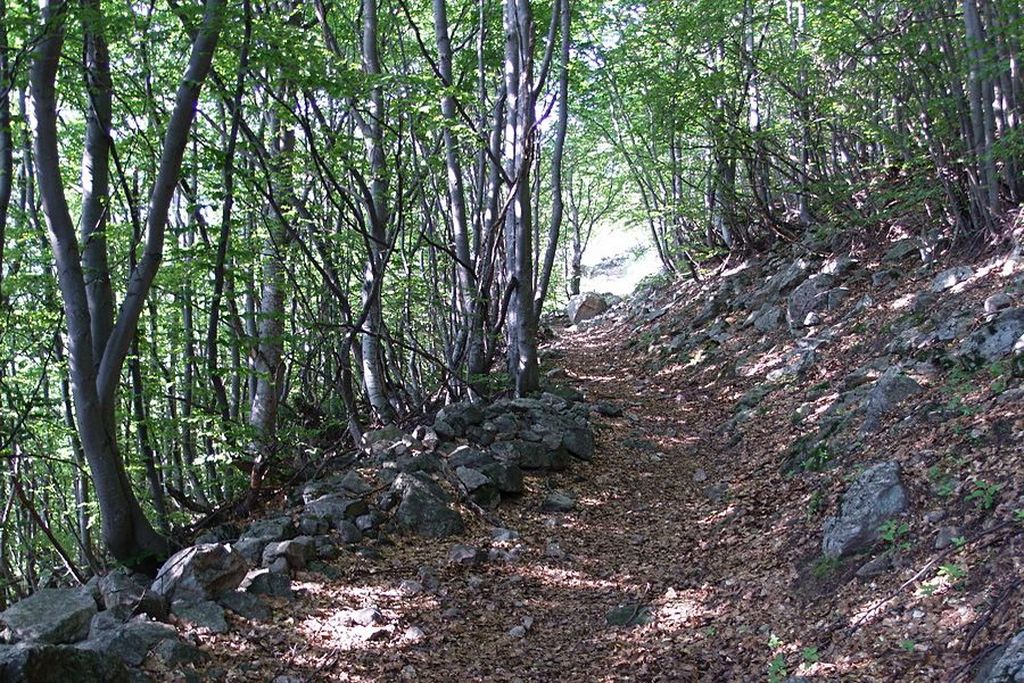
[562,427,595,460]
[240,517,295,543]
[823,461,908,557]
[0,643,128,682]
[567,293,608,324]
[304,494,369,528]
[78,617,177,666]
[170,600,228,634]
[976,629,1024,682]
[262,536,316,570]
[930,265,974,292]
[455,466,500,508]
[389,473,464,538]
[97,570,168,621]
[541,490,576,513]
[957,308,1024,366]
[786,274,833,329]
[242,569,293,599]
[0,588,97,644]
[218,591,271,621]
[480,461,524,495]
[150,543,248,604]
[861,368,922,434]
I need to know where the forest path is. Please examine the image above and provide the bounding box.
[197,316,802,682]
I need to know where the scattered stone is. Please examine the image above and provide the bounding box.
[985,293,1014,318]
[957,308,1024,366]
[930,265,973,292]
[934,526,961,550]
[823,461,908,557]
[861,368,922,433]
[403,626,426,644]
[398,580,424,597]
[448,544,482,565]
[562,427,595,460]
[541,490,575,513]
[338,607,385,627]
[150,544,248,604]
[883,239,918,262]
[605,604,653,627]
[594,403,623,417]
[491,528,520,543]
[0,587,96,644]
[855,554,893,579]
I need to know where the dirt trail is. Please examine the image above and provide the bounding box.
[190,312,919,682]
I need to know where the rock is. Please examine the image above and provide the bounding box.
[218,591,271,621]
[871,269,900,287]
[977,629,1024,682]
[822,461,908,557]
[605,604,652,627]
[336,520,363,544]
[242,569,293,599]
[985,293,1014,319]
[0,643,129,682]
[262,536,316,570]
[97,570,168,621]
[339,470,373,495]
[171,600,228,634]
[78,617,177,666]
[240,517,295,543]
[594,403,623,417]
[567,293,609,324]
[360,424,404,453]
[455,466,500,508]
[231,537,268,565]
[855,554,893,579]
[152,638,204,666]
[297,514,330,537]
[752,304,782,332]
[786,274,833,329]
[0,588,96,644]
[930,265,974,292]
[304,494,369,528]
[861,368,922,433]
[480,461,524,495]
[934,526,961,550]
[562,427,595,460]
[388,473,464,538]
[338,607,385,627]
[398,580,424,597]
[448,544,482,565]
[883,239,918,262]
[541,490,575,513]
[491,528,520,543]
[957,308,1024,366]
[150,544,248,604]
